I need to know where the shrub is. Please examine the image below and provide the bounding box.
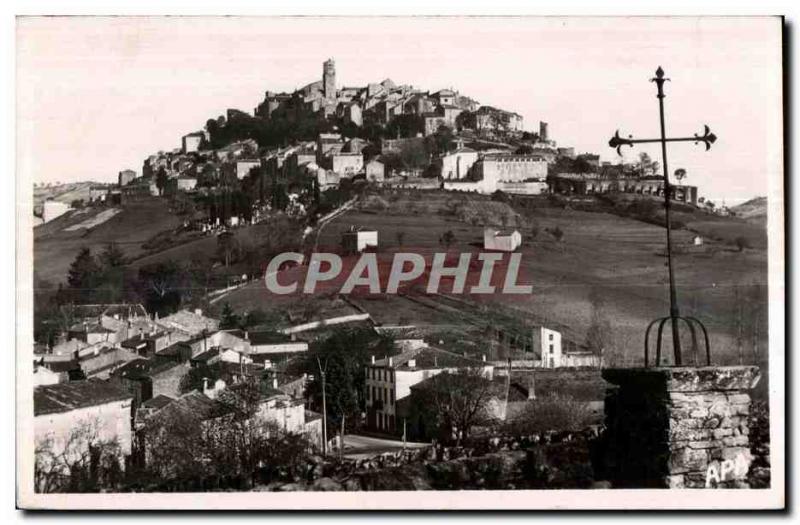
[505,393,593,434]
[735,236,751,252]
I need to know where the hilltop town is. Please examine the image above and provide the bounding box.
[30,59,770,493]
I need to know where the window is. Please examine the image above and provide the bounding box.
[549,333,554,341]
[549,344,554,354]
[384,388,388,403]
[390,390,394,405]
[372,386,376,402]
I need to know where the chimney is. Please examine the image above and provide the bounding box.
[371,355,375,365]
[203,377,209,392]
[195,308,203,316]
[482,354,486,362]
[388,356,393,366]
[273,378,278,389]
[244,331,249,341]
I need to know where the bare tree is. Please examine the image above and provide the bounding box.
[411,367,496,446]
[34,418,123,493]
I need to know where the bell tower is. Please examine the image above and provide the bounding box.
[323,58,336,100]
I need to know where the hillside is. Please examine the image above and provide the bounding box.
[220,190,768,369]
[731,196,768,223]
[33,182,99,213]
[34,197,183,287]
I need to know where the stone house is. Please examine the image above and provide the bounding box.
[118,169,137,187]
[34,380,134,482]
[365,159,386,182]
[157,309,219,338]
[112,356,191,406]
[437,147,479,180]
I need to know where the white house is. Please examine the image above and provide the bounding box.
[438,147,479,180]
[484,228,522,252]
[34,380,134,490]
[364,346,493,433]
[342,227,378,254]
[42,200,71,223]
[693,235,704,246]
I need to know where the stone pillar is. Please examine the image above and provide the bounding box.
[601,366,760,488]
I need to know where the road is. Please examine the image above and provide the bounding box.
[341,433,430,459]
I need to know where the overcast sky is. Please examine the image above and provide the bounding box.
[17,16,782,204]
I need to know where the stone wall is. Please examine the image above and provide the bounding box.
[602,366,760,488]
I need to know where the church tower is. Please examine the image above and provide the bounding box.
[323,58,336,100]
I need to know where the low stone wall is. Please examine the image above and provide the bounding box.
[602,366,760,488]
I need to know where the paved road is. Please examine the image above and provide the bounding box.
[341,433,430,459]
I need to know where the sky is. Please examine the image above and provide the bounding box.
[16,16,782,205]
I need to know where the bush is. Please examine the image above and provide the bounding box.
[734,236,751,252]
[505,393,593,434]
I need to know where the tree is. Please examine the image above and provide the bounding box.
[674,168,687,183]
[440,229,456,250]
[67,247,100,303]
[217,231,239,267]
[735,236,750,252]
[305,327,393,436]
[515,144,534,155]
[155,166,168,196]
[96,243,128,303]
[549,226,564,243]
[137,261,185,316]
[410,367,496,446]
[585,287,612,357]
[34,418,124,493]
[219,303,240,330]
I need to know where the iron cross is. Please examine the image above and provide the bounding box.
[609,66,717,367]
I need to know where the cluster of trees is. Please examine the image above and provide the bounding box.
[303,327,394,440]
[138,380,313,491]
[35,382,315,493]
[34,418,125,493]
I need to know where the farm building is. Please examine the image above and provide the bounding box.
[484,228,522,252]
[342,227,378,254]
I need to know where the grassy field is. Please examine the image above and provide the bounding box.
[34,197,183,287]
[237,189,768,369]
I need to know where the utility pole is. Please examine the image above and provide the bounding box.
[316,357,328,456]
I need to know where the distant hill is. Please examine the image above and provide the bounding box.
[731,196,767,223]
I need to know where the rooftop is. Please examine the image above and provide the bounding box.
[34,380,132,416]
[112,356,184,380]
[372,346,486,371]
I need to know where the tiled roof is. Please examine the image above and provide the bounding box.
[248,331,294,346]
[141,394,175,410]
[158,310,219,335]
[373,346,486,371]
[34,380,132,416]
[43,360,79,373]
[113,356,184,380]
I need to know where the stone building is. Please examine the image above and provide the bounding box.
[118,169,137,187]
[181,132,205,154]
[324,152,364,177]
[483,228,522,252]
[365,159,386,182]
[437,147,479,180]
[341,227,378,254]
[365,346,494,434]
[34,380,134,481]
